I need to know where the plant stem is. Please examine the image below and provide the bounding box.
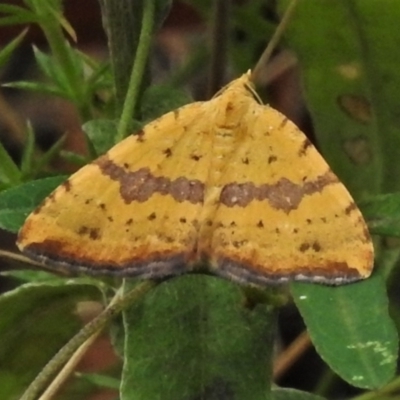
[37,329,101,400]
[207,0,231,98]
[20,281,157,400]
[251,0,298,84]
[116,0,155,142]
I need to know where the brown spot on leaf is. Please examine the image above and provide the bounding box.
[191,154,201,161]
[257,220,264,228]
[338,94,372,124]
[180,217,187,223]
[242,157,249,164]
[343,136,372,165]
[96,156,205,204]
[126,218,133,226]
[99,203,106,211]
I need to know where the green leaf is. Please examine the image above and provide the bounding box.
[85,59,113,91]
[3,80,66,98]
[30,134,67,178]
[47,4,76,41]
[32,44,84,101]
[60,150,89,167]
[20,123,36,177]
[0,4,37,26]
[140,84,192,121]
[76,372,120,390]
[120,275,276,400]
[1,269,65,283]
[272,387,326,400]
[279,0,385,198]
[291,274,398,389]
[0,141,21,185]
[82,119,118,155]
[0,280,103,400]
[360,193,400,237]
[0,4,33,14]
[33,45,59,80]
[61,41,85,96]
[33,46,71,93]
[0,176,66,232]
[0,28,28,68]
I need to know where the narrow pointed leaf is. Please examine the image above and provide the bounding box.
[0,141,20,185]
[0,28,28,68]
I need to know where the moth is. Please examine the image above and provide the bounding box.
[17,71,374,286]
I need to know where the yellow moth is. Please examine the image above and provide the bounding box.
[17,71,374,286]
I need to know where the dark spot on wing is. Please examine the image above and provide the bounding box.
[299,138,313,156]
[148,212,156,220]
[163,148,172,157]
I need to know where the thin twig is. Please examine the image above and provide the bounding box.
[38,329,101,400]
[251,0,299,84]
[0,249,43,268]
[20,281,156,400]
[208,0,231,98]
[273,330,311,380]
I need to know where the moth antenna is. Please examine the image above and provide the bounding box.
[251,0,299,84]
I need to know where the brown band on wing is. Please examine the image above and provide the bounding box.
[215,256,364,286]
[219,170,338,213]
[22,239,191,278]
[96,156,205,204]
